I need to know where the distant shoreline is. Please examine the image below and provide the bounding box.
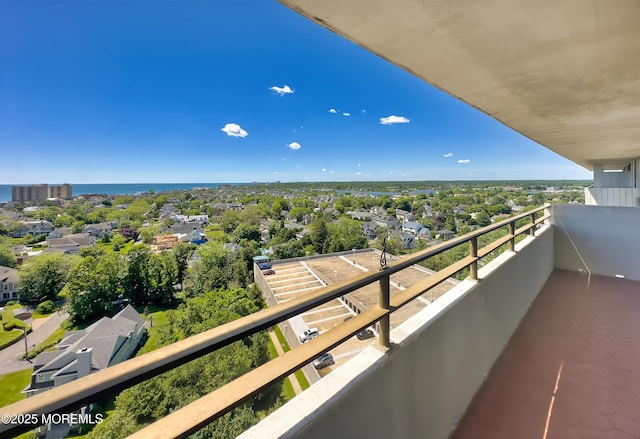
[0,183,247,203]
[0,180,591,204]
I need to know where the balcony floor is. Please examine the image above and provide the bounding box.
[452,269,640,439]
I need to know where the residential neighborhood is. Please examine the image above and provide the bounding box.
[0,180,587,438]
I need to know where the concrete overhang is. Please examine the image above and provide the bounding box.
[279,0,640,170]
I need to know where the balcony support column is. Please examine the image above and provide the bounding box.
[378,274,390,347]
[470,237,478,280]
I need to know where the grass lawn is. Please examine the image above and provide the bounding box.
[281,377,296,401]
[24,324,68,360]
[294,369,310,390]
[0,328,23,349]
[31,309,56,319]
[273,325,290,352]
[267,336,278,359]
[137,310,168,355]
[0,369,32,408]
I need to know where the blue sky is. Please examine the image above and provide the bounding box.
[1,1,591,184]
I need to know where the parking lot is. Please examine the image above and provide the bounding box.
[260,249,458,376]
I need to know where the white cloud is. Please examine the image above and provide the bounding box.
[379,115,410,125]
[357,163,362,167]
[329,170,335,174]
[361,109,366,113]
[221,123,248,138]
[356,172,363,175]
[458,159,471,164]
[274,171,280,174]
[343,112,351,117]
[287,142,301,150]
[328,108,338,114]
[269,85,294,96]
[444,152,454,158]
[322,168,327,172]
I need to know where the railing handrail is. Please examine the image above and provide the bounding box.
[0,204,550,438]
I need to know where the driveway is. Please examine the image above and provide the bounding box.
[0,312,69,376]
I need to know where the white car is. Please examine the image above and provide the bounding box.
[298,328,319,343]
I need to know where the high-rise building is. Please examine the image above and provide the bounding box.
[11,184,72,202]
[11,184,49,202]
[48,183,72,200]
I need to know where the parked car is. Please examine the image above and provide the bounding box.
[298,327,319,343]
[313,353,334,369]
[263,269,276,275]
[356,328,375,340]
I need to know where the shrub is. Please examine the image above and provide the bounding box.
[37,300,56,314]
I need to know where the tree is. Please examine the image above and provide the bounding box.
[272,240,305,260]
[445,215,457,233]
[310,217,329,254]
[89,288,271,439]
[18,253,79,302]
[66,254,125,322]
[123,246,151,305]
[326,218,367,252]
[183,242,234,297]
[476,210,492,227]
[0,237,17,267]
[172,242,195,289]
[233,224,260,244]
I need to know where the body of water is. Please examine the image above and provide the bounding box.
[0,183,248,203]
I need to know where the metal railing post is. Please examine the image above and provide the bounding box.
[509,221,515,251]
[529,213,536,236]
[469,237,478,280]
[378,274,390,347]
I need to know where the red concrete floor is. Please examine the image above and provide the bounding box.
[452,269,640,439]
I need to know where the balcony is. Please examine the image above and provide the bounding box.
[2,204,639,438]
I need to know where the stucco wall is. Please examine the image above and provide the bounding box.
[552,204,640,281]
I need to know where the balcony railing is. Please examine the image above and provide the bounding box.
[0,205,549,438]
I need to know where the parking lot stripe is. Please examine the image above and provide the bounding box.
[271,280,324,291]
[305,312,353,326]
[301,304,346,317]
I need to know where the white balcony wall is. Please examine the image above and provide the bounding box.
[552,204,640,281]
[584,186,640,207]
[241,225,554,439]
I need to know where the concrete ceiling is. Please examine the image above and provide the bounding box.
[279,0,640,171]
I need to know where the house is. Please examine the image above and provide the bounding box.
[189,228,207,245]
[347,211,373,220]
[9,220,55,238]
[360,221,378,239]
[395,209,415,222]
[173,214,209,225]
[435,230,455,241]
[83,222,116,238]
[23,305,146,436]
[401,221,424,236]
[223,243,240,252]
[417,227,431,240]
[390,231,416,249]
[0,266,19,302]
[372,216,400,230]
[25,305,146,398]
[423,204,435,218]
[47,233,96,254]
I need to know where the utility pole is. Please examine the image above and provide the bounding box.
[23,327,28,359]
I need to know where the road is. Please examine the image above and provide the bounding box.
[0,312,69,376]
